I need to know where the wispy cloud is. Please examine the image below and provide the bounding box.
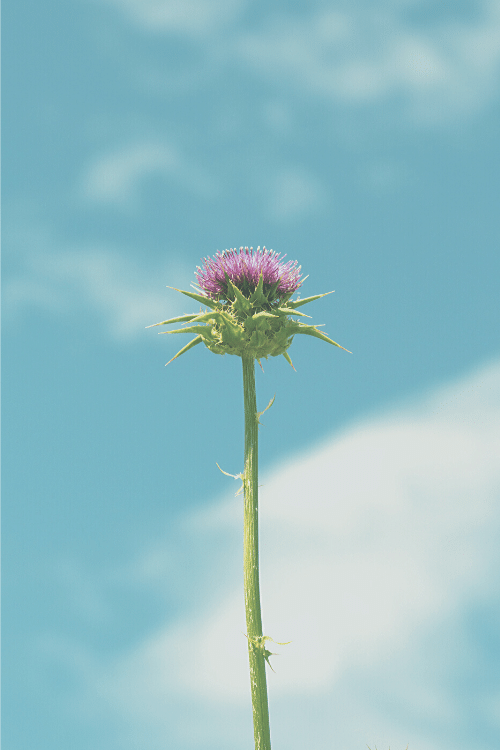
[97,0,246,35]
[265,167,326,222]
[97,0,500,125]
[3,226,192,340]
[81,141,217,207]
[65,358,500,748]
[238,2,500,123]
[81,142,326,219]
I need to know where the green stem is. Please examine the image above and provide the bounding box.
[241,354,272,750]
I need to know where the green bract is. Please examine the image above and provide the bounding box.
[148,273,350,366]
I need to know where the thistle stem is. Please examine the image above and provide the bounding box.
[241,354,272,750]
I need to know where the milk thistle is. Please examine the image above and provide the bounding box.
[149,246,349,750]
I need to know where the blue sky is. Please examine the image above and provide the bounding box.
[3,1,500,749]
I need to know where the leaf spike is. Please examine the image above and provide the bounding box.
[188,311,224,324]
[292,326,352,352]
[163,324,214,336]
[257,394,276,424]
[216,463,243,480]
[166,285,220,311]
[228,279,251,310]
[289,291,335,309]
[146,313,199,328]
[249,272,265,303]
[266,278,281,301]
[275,307,311,318]
[165,335,203,366]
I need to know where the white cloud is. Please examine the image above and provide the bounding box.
[266,167,326,221]
[81,144,325,219]
[97,0,245,35]
[237,2,500,122]
[3,231,193,340]
[98,0,500,124]
[72,358,500,747]
[359,160,410,192]
[81,141,217,206]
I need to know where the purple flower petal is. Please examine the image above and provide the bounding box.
[195,246,303,301]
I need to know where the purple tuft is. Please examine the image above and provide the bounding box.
[195,246,303,301]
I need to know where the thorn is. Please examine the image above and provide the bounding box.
[216,463,242,480]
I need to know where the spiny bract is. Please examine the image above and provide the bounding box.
[148,246,350,367]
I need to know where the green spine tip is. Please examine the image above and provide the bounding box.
[165,285,221,311]
[150,277,349,366]
[288,291,335,309]
[165,335,203,366]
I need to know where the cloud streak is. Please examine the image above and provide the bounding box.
[95,0,500,125]
[68,358,500,748]
[81,141,218,207]
[3,232,192,341]
[238,2,500,123]
[98,0,245,35]
[265,167,326,222]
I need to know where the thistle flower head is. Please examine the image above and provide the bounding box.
[148,246,350,366]
[195,246,303,303]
